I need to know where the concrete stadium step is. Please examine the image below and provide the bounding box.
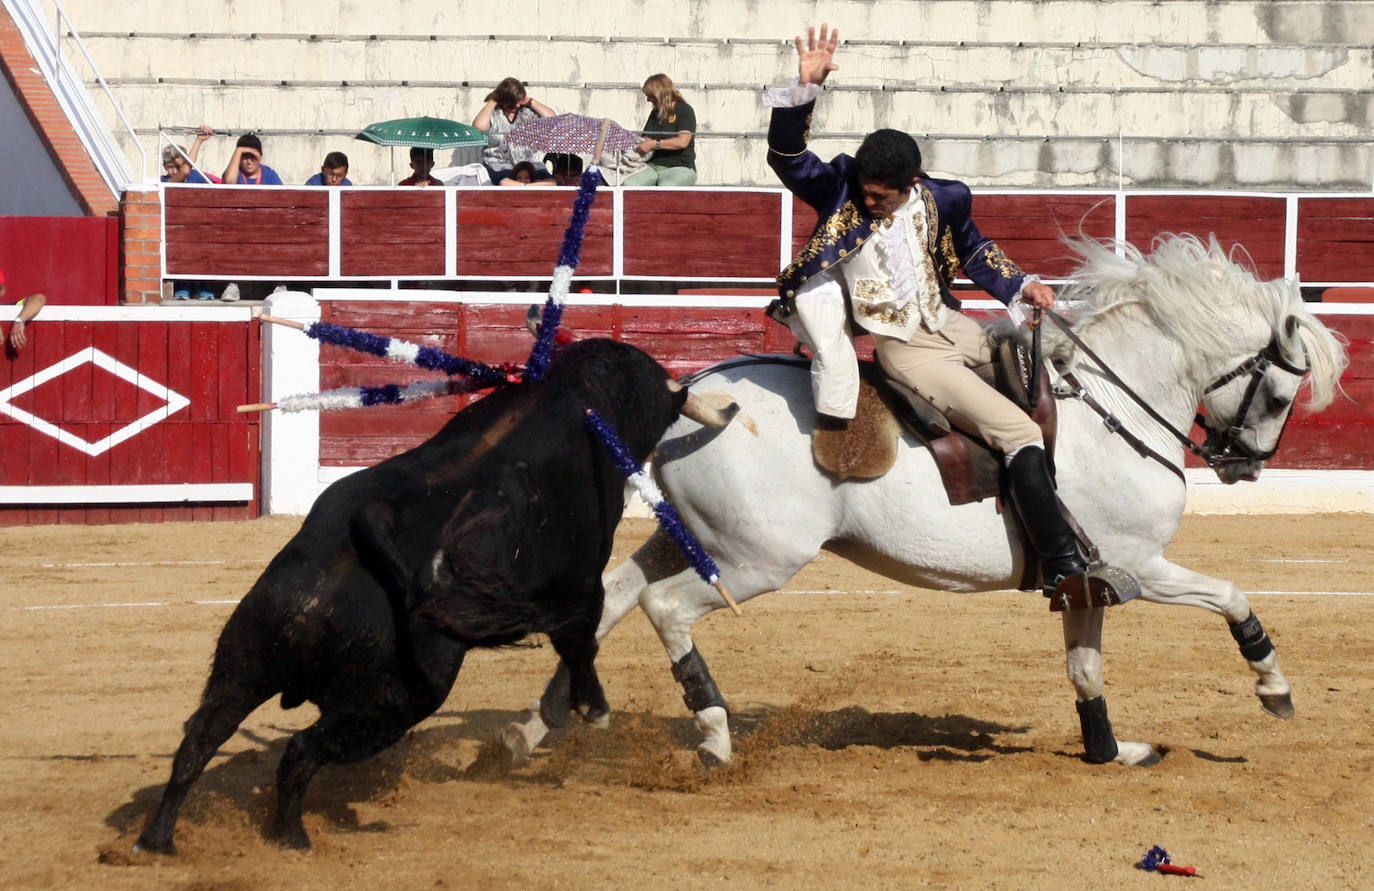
[56,0,1374,46]
[76,33,1374,92]
[106,80,1372,143]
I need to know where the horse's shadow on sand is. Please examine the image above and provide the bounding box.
[105,703,1042,843]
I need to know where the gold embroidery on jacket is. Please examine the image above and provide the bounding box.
[854,282,914,329]
[938,227,959,283]
[920,186,939,254]
[777,201,864,288]
[971,241,1025,279]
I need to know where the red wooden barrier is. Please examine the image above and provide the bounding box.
[1126,195,1287,280]
[622,190,782,279]
[977,194,1116,278]
[156,186,1374,294]
[0,312,260,525]
[164,187,329,277]
[341,190,446,277]
[1296,197,1374,283]
[0,216,119,305]
[456,190,614,277]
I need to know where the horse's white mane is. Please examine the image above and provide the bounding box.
[1052,233,1347,410]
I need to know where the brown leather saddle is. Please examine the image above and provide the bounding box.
[813,333,1057,506]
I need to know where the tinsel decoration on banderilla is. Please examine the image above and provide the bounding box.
[583,408,742,615]
[523,168,600,383]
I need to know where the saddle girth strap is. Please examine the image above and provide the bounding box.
[1054,362,1186,484]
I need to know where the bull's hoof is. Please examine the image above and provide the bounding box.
[539,698,572,730]
[577,705,610,729]
[272,823,312,851]
[131,835,176,857]
[1260,692,1295,719]
[540,666,573,730]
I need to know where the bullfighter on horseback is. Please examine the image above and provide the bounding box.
[765,23,1135,608]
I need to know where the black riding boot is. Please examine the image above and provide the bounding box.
[1006,446,1139,611]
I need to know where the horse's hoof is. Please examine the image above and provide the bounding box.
[1260,692,1295,719]
[696,747,727,770]
[1114,741,1162,767]
[501,723,533,767]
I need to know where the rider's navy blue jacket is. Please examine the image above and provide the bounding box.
[767,97,1029,312]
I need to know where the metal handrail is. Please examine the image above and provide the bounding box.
[2,0,143,195]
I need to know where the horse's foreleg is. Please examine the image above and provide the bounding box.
[1061,608,1160,766]
[1135,556,1292,719]
[641,568,734,766]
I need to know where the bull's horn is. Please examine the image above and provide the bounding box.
[679,390,735,429]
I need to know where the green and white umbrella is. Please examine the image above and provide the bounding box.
[355,116,488,149]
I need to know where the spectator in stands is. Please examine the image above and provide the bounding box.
[398,147,444,186]
[544,152,605,187]
[473,77,556,184]
[305,152,352,186]
[161,126,219,184]
[497,160,541,186]
[627,74,697,186]
[222,133,283,185]
[1,265,46,355]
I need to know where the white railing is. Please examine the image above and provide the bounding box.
[2,0,142,195]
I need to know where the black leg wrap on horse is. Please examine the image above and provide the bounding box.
[1229,611,1275,662]
[1076,696,1119,764]
[671,646,728,714]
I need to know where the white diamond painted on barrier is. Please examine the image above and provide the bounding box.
[0,347,191,456]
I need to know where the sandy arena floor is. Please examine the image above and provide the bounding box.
[1,513,1371,889]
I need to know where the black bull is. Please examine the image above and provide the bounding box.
[137,339,695,853]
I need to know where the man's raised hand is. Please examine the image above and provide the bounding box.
[795,24,839,86]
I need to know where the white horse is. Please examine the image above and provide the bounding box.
[505,234,1347,768]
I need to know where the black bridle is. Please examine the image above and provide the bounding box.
[1197,336,1309,465]
[1043,309,1309,478]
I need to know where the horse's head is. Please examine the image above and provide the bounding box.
[1197,314,1313,483]
[1057,234,1348,484]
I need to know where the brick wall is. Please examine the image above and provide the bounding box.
[119,188,162,304]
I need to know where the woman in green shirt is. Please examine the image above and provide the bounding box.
[627,74,697,186]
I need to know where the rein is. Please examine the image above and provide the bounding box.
[1041,308,1306,481]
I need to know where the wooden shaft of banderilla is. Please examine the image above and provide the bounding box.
[713,580,743,617]
[257,313,306,330]
[236,402,277,413]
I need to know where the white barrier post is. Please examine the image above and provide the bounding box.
[260,290,322,515]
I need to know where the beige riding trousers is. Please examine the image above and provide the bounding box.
[872,311,1042,454]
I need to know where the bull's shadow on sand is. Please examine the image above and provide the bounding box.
[107,703,1034,842]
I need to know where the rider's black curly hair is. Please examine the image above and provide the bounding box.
[854,129,922,189]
